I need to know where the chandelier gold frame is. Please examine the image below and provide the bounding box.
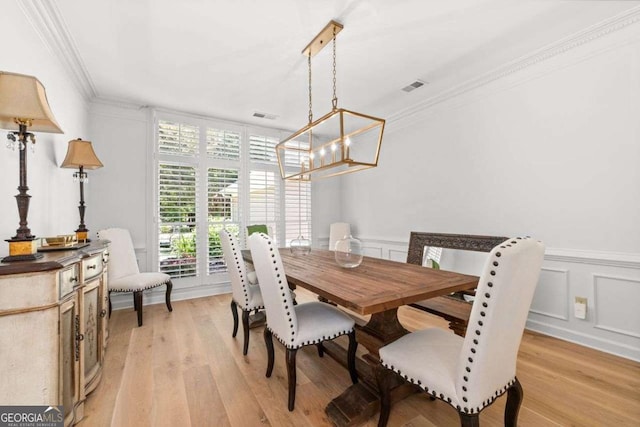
[276,21,385,180]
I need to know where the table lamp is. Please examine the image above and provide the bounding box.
[61,138,103,242]
[0,71,63,262]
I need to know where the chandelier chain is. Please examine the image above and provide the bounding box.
[308,53,313,124]
[332,26,338,110]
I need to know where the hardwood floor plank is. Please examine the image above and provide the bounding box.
[183,364,231,427]
[80,290,640,427]
[187,298,272,426]
[109,308,155,427]
[149,304,192,427]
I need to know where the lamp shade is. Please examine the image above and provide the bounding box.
[61,138,104,169]
[0,71,63,133]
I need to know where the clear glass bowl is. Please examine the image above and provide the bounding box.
[290,235,311,256]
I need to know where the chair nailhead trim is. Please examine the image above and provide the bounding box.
[380,238,535,418]
[269,326,355,350]
[110,279,170,293]
[457,237,533,414]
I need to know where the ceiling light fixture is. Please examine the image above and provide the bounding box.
[276,20,385,180]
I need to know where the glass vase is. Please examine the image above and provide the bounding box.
[334,234,363,268]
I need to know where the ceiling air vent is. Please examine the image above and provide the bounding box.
[401,80,427,93]
[253,111,278,120]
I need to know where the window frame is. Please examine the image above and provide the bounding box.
[149,109,311,286]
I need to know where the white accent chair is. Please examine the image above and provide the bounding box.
[377,237,545,427]
[248,232,358,411]
[219,229,263,355]
[97,228,173,327]
[329,222,351,251]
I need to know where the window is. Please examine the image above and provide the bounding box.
[154,114,311,282]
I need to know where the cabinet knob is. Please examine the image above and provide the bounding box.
[70,277,78,283]
[100,309,107,318]
[87,265,97,270]
[77,333,84,341]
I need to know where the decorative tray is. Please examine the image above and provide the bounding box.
[38,235,89,252]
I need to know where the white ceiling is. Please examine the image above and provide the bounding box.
[51,0,639,130]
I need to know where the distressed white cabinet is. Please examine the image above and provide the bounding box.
[0,241,109,426]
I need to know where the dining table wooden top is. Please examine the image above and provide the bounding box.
[243,248,479,315]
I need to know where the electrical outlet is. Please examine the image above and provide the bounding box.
[574,297,587,319]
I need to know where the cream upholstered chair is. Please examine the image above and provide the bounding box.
[219,229,263,355]
[97,228,173,327]
[329,222,351,250]
[249,232,358,411]
[377,237,545,427]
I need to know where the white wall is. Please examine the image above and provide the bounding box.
[340,23,640,360]
[0,1,89,258]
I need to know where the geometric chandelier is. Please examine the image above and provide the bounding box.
[276,20,385,180]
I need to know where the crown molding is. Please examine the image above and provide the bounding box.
[388,6,640,128]
[18,0,97,101]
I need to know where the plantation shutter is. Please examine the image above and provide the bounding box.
[248,169,279,239]
[284,179,311,246]
[207,167,240,274]
[158,120,199,156]
[158,163,198,278]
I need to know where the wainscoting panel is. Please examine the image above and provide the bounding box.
[594,274,640,339]
[362,246,383,258]
[530,268,569,320]
[388,249,408,262]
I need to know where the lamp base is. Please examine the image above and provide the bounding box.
[75,231,89,242]
[2,238,43,263]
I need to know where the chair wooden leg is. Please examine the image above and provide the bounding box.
[286,348,298,411]
[459,413,480,427]
[230,300,239,338]
[165,280,173,312]
[316,342,324,358]
[264,328,274,378]
[505,377,523,427]
[347,330,358,384]
[242,310,250,355]
[134,291,143,327]
[376,366,395,427]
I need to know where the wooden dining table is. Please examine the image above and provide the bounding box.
[243,248,479,426]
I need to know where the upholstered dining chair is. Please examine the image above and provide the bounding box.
[329,222,351,250]
[97,228,173,327]
[219,229,263,355]
[377,237,545,427]
[246,224,269,237]
[249,232,358,411]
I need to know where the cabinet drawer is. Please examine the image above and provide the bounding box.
[82,255,103,282]
[59,265,79,299]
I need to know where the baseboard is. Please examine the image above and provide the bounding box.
[110,282,231,311]
[526,319,640,362]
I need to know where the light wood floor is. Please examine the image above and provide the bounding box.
[79,290,640,427]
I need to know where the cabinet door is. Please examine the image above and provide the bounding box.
[101,249,109,346]
[59,295,80,427]
[82,279,104,394]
